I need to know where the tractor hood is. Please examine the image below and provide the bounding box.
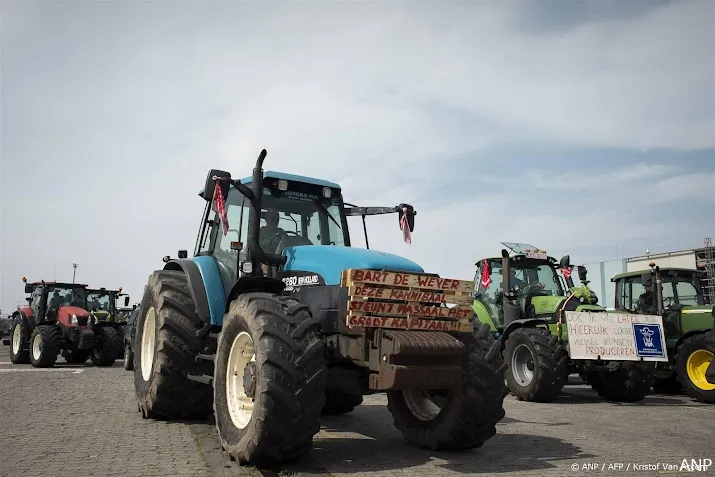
[282,245,424,286]
[58,306,89,318]
[91,310,112,321]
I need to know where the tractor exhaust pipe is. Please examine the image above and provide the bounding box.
[248,149,287,268]
[654,265,663,315]
[501,248,520,327]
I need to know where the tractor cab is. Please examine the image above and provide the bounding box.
[23,278,90,325]
[190,152,418,306]
[612,266,712,342]
[473,242,600,332]
[86,288,130,323]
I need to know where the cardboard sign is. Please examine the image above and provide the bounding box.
[565,312,668,362]
[526,252,548,260]
[347,315,472,332]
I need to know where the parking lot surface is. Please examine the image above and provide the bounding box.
[1,344,713,477]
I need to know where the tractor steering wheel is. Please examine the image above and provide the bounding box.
[265,230,301,253]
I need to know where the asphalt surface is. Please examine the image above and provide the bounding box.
[0,344,713,477]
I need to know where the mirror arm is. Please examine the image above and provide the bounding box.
[232,181,255,201]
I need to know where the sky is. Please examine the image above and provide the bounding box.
[1,0,714,312]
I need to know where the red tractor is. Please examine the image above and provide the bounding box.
[9,277,120,367]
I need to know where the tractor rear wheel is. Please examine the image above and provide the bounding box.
[91,326,122,366]
[322,391,363,416]
[62,349,90,364]
[124,344,134,371]
[674,334,715,404]
[134,270,214,420]
[386,322,507,451]
[587,361,653,402]
[214,292,326,468]
[29,325,61,368]
[9,316,30,364]
[503,327,568,402]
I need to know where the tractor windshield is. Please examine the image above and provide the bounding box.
[476,259,564,303]
[47,286,87,309]
[87,291,115,313]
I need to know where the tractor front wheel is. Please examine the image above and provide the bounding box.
[586,361,654,402]
[29,325,60,368]
[503,327,568,402]
[386,322,508,451]
[91,326,122,366]
[674,334,715,404]
[134,270,214,420]
[9,316,30,364]
[214,292,326,468]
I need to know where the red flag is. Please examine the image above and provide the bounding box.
[212,181,229,236]
[481,260,492,289]
[400,207,412,245]
[561,267,573,279]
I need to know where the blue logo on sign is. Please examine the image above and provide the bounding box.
[632,323,665,358]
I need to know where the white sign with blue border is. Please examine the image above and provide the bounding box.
[632,323,666,358]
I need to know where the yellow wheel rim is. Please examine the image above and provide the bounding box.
[686,349,715,391]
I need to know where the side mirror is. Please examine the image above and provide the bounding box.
[202,169,231,202]
[24,284,33,294]
[178,250,188,259]
[577,266,587,282]
[559,255,571,269]
[124,296,130,306]
[641,272,653,288]
[397,203,415,232]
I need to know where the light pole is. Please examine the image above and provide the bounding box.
[72,263,78,283]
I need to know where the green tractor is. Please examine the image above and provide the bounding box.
[82,287,129,364]
[611,265,715,403]
[472,242,658,403]
[132,149,508,468]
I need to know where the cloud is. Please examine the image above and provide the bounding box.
[1,0,714,310]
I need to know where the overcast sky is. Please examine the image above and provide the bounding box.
[1,0,714,312]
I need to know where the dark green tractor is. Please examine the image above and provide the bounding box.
[473,242,657,403]
[612,265,715,403]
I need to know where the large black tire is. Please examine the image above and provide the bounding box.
[91,326,122,366]
[134,270,214,420]
[674,334,715,404]
[386,322,508,451]
[587,361,654,402]
[62,349,90,364]
[503,327,569,402]
[9,316,30,364]
[214,292,326,468]
[29,325,61,368]
[124,344,134,371]
[322,390,363,416]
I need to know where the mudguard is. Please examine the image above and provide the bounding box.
[501,318,552,349]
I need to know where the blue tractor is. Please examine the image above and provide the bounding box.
[133,150,508,468]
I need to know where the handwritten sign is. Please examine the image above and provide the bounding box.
[347,315,472,332]
[344,269,473,293]
[348,300,472,320]
[565,312,668,362]
[347,285,472,306]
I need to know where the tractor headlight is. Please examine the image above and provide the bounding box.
[71,315,78,326]
[277,179,288,191]
[323,187,332,198]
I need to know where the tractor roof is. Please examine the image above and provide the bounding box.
[198,170,341,196]
[611,267,703,282]
[475,242,554,265]
[86,288,121,293]
[27,281,88,288]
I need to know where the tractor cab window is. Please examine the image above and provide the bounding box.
[662,274,703,307]
[48,287,87,309]
[475,260,504,323]
[30,287,43,316]
[88,293,112,312]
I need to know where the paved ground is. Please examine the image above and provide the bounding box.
[1,343,713,477]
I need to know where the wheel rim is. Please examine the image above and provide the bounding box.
[141,307,156,381]
[32,332,42,361]
[124,346,130,367]
[12,324,22,354]
[226,331,256,429]
[402,390,448,421]
[511,344,535,387]
[686,349,715,391]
